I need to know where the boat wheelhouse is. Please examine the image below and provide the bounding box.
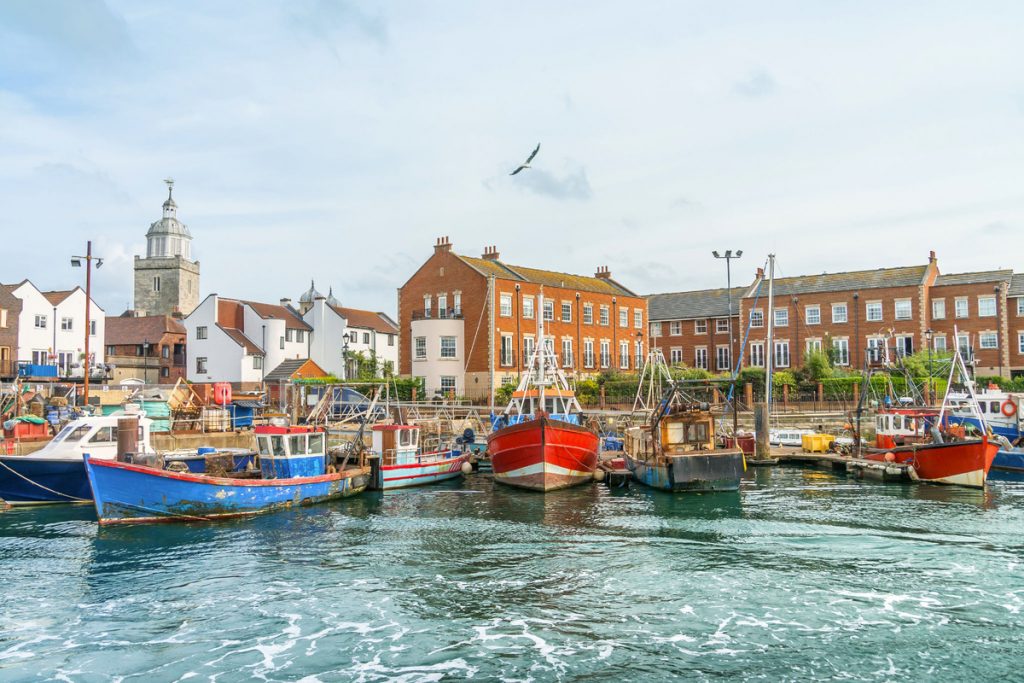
[369,424,471,489]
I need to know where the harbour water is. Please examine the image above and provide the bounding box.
[2,468,1023,681]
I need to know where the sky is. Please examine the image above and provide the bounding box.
[1,1,1023,316]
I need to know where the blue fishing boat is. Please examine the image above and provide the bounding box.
[369,424,471,490]
[0,412,154,505]
[84,425,370,524]
[623,385,745,492]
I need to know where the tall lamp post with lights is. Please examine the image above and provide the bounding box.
[712,249,742,436]
[342,333,351,380]
[71,241,103,407]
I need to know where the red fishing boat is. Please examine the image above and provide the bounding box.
[864,431,998,488]
[488,293,598,492]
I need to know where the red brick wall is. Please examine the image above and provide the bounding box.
[650,315,740,371]
[1010,295,1024,373]
[928,282,1009,374]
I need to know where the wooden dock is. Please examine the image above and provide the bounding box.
[774,449,917,483]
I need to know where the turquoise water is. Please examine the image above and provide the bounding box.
[2,467,1023,681]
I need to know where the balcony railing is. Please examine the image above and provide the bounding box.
[412,311,464,322]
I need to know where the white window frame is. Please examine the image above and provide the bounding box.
[832,338,849,366]
[562,339,573,368]
[561,302,572,323]
[750,342,765,367]
[934,335,947,353]
[414,336,426,360]
[669,347,682,364]
[583,340,594,368]
[523,297,534,320]
[932,298,946,320]
[453,292,462,315]
[599,305,610,326]
[695,319,707,334]
[669,321,682,336]
[978,296,997,318]
[499,294,513,317]
[582,303,593,325]
[805,305,820,326]
[694,346,708,370]
[440,336,457,359]
[806,338,822,354]
[438,294,448,318]
[61,317,73,331]
[716,318,729,334]
[619,308,628,328]
[440,376,457,394]
[749,309,763,328]
[954,297,968,319]
[423,294,432,319]
[774,340,790,368]
[1017,298,1024,316]
[500,334,513,366]
[866,301,883,322]
[979,332,998,349]
[774,308,789,328]
[619,340,630,369]
[34,315,47,329]
[196,326,208,340]
[543,300,554,322]
[634,310,643,329]
[894,299,912,321]
[600,340,611,368]
[650,322,662,337]
[716,344,731,371]
[831,303,848,324]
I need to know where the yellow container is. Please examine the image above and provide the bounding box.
[801,433,835,453]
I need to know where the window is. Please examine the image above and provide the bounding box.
[423,295,432,319]
[286,329,294,342]
[867,337,885,363]
[619,341,630,369]
[0,309,6,328]
[562,302,572,323]
[599,305,610,326]
[805,305,820,325]
[978,296,997,317]
[543,300,554,321]
[197,326,208,340]
[106,345,115,356]
[651,322,662,337]
[634,310,643,329]
[750,342,765,367]
[600,340,611,368]
[522,336,535,364]
[716,345,731,371]
[669,321,682,336]
[153,276,161,292]
[695,319,707,334]
[61,317,73,331]
[562,339,573,367]
[716,318,729,333]
[866,301,882,322]
[297,330,305,343]
[584,340,594,368]
[582,303,593,324]
[806,339,822,353]
[774,341,790,368]
[932,299,946,320]
[34,315,46,329]
[440,336,457,358]
[896,335,914,357]
[196,357,207,374]
[1019,333,1024,354]
[440,376,456,394]
[980,332,998,349]
[453,292,462,315]
[774,308,789,327]
[749,310,763,328]
[90,320,97,336]
[89,427,116,444]
[669,348,682,364]
[500,294,512,317]
[934,336,947,352]
[619,307,628,327]
[438,294,448,318]
[162,345,169,358]
[1017,298,1024,316]
[955,297,968,318]
[694,347,708,370]
[253,356,263,370]
[414,337,426,360]
[32,350,47,365]
[635,340,643,368]
[894,299,912,321]
[832,303,847,323]
[958,334,971,359]
[833,338,849,366]
[523,297,534,319]
[500,335,513,366]
[363,332,370,344]
[279,336,285,350]
[161,367,169,378]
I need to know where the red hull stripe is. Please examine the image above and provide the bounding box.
[381,454,468,471]
[88,458,362,487]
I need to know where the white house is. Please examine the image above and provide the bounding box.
[7,280,106,375]
[183,294,311,384]
[299,292,399,377]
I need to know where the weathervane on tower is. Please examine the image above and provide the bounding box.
[164,177,174,200]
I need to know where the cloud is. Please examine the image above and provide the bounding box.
[514,167,593,201]
[288,0,388,47]
[733,69,776,98]
[670,196,702,210]
[0,0,134,63]
[980,221,1014,235]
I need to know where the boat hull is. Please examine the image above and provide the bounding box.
[0,456,94,505]
[624,451,745,492]
[488,417,599,492]
[84,457,370,525]
[993,448,1024,473]
[866,438,997,488]
[380,451,471,490]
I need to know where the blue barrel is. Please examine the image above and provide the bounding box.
[197,446,216,455]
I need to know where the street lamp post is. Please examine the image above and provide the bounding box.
[995,284,1004,379]
[70,241,103,407]
[712,249,743,436]
[342,333,351,380]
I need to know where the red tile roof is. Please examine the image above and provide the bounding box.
[218,325,264,355]
[331,306,399,335]
[41,290,75,306]
[105,315,186,345]
[241,300,311,331]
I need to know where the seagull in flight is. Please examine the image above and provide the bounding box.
[510,143,541,175]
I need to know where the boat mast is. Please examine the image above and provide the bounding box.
[537,290,546,412]
[764,254,775,411]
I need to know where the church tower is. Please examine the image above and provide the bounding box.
[133,179,201,317]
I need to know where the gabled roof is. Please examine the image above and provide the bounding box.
[933,270,1013,287]
[264,358,327,383]
[105,315,185,345]
[41,289,76,306]
[332,306,399,335]
[1010,274,1024,297]
[457,255,638,297]
[649,287,745,321]
[218,324,264,355]
[747,265,928,297]
[241,300,311,331]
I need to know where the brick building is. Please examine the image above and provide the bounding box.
[104,314,187,384]
[398,237,648,401]
[649,252,1024,378]
[0,284,21,378]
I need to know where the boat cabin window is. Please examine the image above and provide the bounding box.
[308,433,324,454]
[271,436,286,456]
[88,427,116,443]
[398,429,417,448]
[56,424,91,443]
[289,434,307,455]
[990,401,1001,414]
[666,421,709,446]
[893,415,903,430]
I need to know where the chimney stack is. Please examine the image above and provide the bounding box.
[595,266,611,280]
[756,267,765,278]
[434,236,453,254]
[482,245,500,261]
[928,250,937,263]
[280,297,292,308]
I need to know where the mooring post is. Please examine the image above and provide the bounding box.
[116,415,139,463]
[755,403,770,459]
[744,382,753,408]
